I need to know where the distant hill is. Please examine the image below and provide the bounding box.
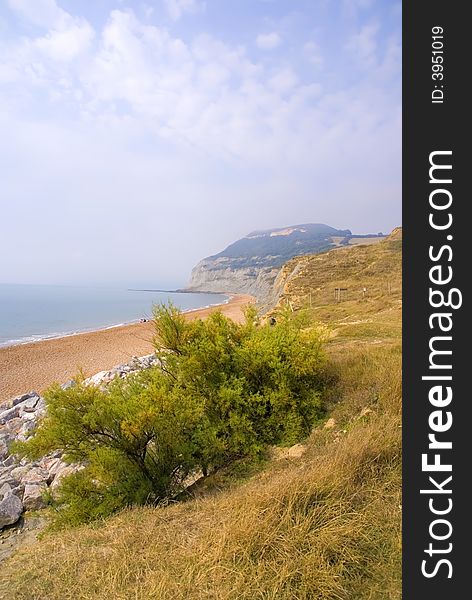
[187,223,386,300]
[211,224,352,266]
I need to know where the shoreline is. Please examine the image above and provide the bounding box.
[0,293,231,350]
[0,294,254,402]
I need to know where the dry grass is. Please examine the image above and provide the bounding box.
[1,232,402,600]
[1,342,401,600]
[273,231,402,345]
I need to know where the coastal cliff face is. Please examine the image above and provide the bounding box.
[188,258,280,300]
[188,223,386,304]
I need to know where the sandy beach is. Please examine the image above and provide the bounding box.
[0,294,254,402]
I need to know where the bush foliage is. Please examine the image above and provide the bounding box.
[15,304,325,526]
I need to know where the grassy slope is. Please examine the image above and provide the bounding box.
[273,227,401,344]
[1,232,402,600]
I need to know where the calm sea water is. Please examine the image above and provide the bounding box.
[0,284,228,348]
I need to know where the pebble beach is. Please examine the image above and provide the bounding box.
[0,294,254,402]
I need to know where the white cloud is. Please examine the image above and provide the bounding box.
[342,0,375,19]
[6,0,67,28]
[164,0,205,22]
[346,22,380,69]
[304,41,323,66]
[256,32,281,50]
[268,67,298,93]
[0,4,401,284]
[35,21,94,62]
[142,4,155,20]
[0,7,399,168]
[6,0,94,65]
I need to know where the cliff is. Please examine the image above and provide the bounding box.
[270,226,402,318]
[187,223,386,304]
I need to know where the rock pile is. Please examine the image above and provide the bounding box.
[0,353,158,530]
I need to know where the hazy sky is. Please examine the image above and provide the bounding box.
[0,0,401,287]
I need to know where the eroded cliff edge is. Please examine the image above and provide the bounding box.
[187,223,386,308]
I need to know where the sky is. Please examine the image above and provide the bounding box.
[0,0,401,288]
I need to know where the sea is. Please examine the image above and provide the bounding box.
[0,284,228,348]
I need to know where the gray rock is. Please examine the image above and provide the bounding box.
[85,370,112,387]
[2,455,16,468]
[19,467,49,485]
[0,439,8,461]
[50,464,79,490]
[36,397,46,412]
[18,410,38,422]
[0,482,12,499]
[17,420,36,442]
[22,484,46,511]
[39,457,64,480]
[0,431,15,445]
[0,405,21,425]
[9,466,29,480]
[12,392,39,407]
[0,464,12,476]
[61,380,75,390]
[11,484,25,498]
[0,493,23,528]
[3,417,24,435]
[0,356,157,521]
[0,477,20,492]
[18,395,39,411]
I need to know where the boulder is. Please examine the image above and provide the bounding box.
[0,493,23,528]
[0,438,8,460]
[0,405,21,425]
[3,417,24,435]
[18,395,40,412]
[128,356,140,368]
[86,370,112,387]
[50,464,79,490]
[18,410,37,421]
[9,466,30,481]
[35,397,46,413]
[2,455,16,468]
[12,392,39,407]
[38,457,63,478]
[20,467,49,485]
[272,443,307,461]
[285,443,307,458]
[22,484,46,511]
[0,482,12,499]
[0,472,20,489]
[17,419,36,442]
[0,430,16,448]
[0,356,157,523]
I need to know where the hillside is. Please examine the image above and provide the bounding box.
[1,231,402,600]
[271,227,402,342]
[187,223,386,300]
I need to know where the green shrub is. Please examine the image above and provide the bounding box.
[15,304,325,526]
[153,304,326,453]
[15,368,212,526]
